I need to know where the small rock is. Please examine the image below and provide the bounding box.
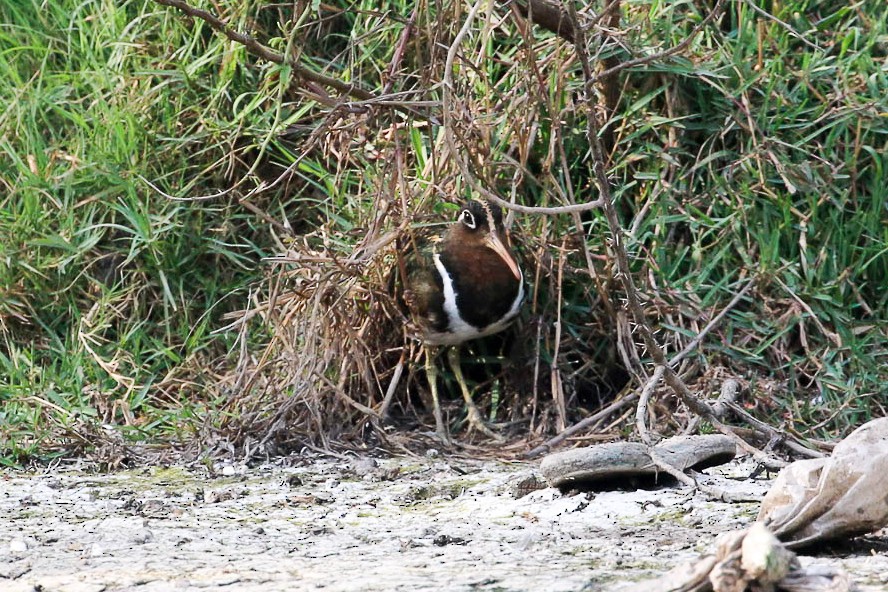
[9,538,30,553]
[131,529,154,544]
[433,534,467,546]
[43,477,63,489]
[203,489,238,503]
[351,458,378,477]
[399,539,423,550]
[282,474,302,487]
[510,473,548,499]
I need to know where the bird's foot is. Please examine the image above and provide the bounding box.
[464,407,504,441]
[433,424,453,447]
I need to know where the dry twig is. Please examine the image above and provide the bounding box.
[153,0,435,121]
[524,390,640,458]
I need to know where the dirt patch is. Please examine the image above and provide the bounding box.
[1,455,886,591]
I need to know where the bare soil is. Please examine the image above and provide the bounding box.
[1,453,886,592]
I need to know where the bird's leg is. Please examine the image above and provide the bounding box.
[424,345,451,445]
[447,346,502,440]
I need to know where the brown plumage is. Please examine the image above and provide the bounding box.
[396,200,524,442]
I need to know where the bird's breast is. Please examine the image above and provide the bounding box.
[423,250,524,345]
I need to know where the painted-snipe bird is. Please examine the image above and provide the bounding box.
[396,200,524,443]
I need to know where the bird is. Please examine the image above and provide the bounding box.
[396,200,525,443]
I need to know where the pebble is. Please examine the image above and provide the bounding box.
[131,529,154,544]
[351,458,378,477]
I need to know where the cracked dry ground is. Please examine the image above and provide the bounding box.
[1,455,887,592]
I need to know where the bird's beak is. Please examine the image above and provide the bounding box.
[484,233,521,280]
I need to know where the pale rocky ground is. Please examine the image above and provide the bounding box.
[1,453,886,592]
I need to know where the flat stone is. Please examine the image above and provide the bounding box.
[655,435,738,471]
[540,435,737,488]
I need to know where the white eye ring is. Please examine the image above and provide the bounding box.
[460,209,476,229]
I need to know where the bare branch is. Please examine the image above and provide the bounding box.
[566,0,720,420]
[523,391,640,459]
[152,0,434,121]
[669,280,755,368]
[486,193,605,215]
[635,365,665,445]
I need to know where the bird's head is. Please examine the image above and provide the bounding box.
[448,200,521,280]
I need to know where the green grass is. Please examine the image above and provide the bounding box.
[1,0,886,465]
[0,0,272,462]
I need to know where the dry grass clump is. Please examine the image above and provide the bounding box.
[169,0,885,459]
[202,0,886,457]
[209,130,610,454]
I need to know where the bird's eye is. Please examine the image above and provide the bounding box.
[460,209,476,229]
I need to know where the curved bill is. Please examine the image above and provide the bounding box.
[484,233,521,280]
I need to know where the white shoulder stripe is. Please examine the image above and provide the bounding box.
[426,253,524,346]
[432,253,478,337]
